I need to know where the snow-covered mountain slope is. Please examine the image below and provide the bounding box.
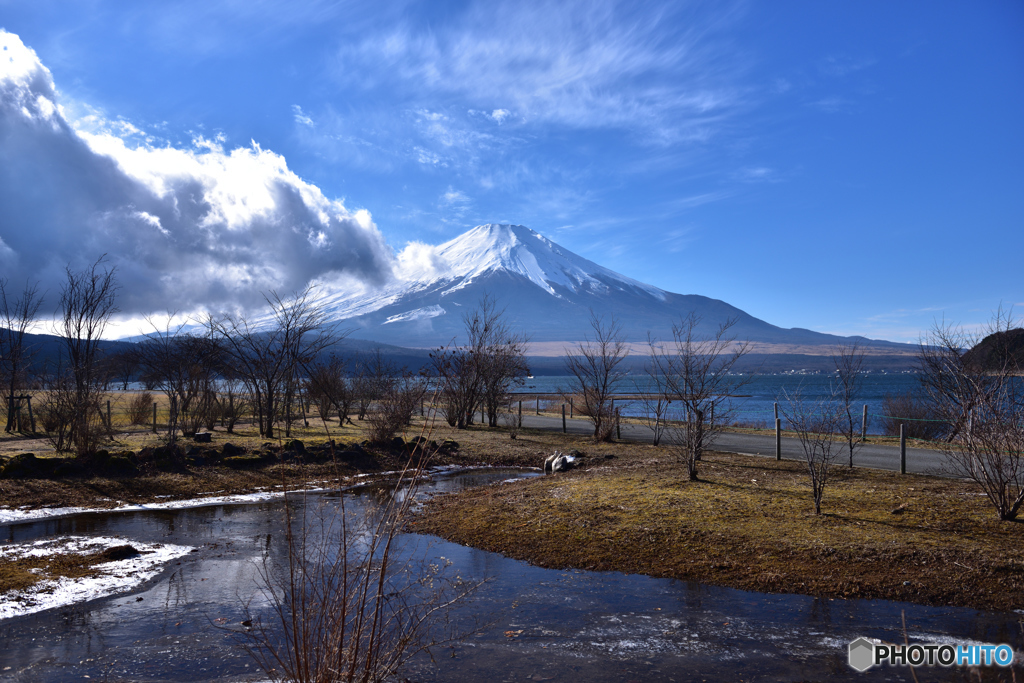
[316,224,904,350]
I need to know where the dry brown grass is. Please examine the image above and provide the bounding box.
[414,444,1024,611]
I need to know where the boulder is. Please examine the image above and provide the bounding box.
[284,439,306,453]
[193,432,213,443]
[53,460,87,478]
[222,442,244,457]
[0,453,44,479]
[105,455,139,477]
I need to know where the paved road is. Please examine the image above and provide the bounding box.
[504,410,951,477]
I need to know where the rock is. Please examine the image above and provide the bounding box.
[0,453,43,479]
[390,436,406,451]
[440,439,459,452]
[105,455,139,477]
[284,439,306,453]
[96,545,141,562]
[222,442,244,456]
[223,455,266,469]
[53,460,87,478]
[193,432,213,443]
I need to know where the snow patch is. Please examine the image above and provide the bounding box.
[382,305,446,324]
[0,536,193,620]
[0,489,324,525]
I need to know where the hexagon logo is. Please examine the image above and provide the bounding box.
[848,637,875,672]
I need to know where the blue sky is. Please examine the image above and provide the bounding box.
[1,0,1021,342]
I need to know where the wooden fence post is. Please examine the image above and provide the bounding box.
[153,401,158,433]
[900,424,907,474]
[775,418,782,461]
[562,404,566,433]
[570,399,573,418]
[774,401,779,422]
[26,396,34,433]
[861,404,868,441]
[536,397,540,415]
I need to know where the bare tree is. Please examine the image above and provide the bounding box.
[782,389,844,515]
[106,348,141,392]
[136,321,222,441]
[431,296,528,430]
[210,286,338,439]
[0,278,44,433]
[52,258,119,455]
[563,312,628,441]
[832,341,866,467]
[918,310,1024,520]
[653,314,752,480]
[475,297,529,427]
[306,353,354,437]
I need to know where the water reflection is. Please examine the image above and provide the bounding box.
[0,468,1019,682]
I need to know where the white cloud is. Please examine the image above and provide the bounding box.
[0,30,394,317]
[292,104,314,127]
[489,108,512,123]
[441,187,469,206]
[395,241,451,282]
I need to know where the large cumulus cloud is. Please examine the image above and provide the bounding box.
[0,30,394,317]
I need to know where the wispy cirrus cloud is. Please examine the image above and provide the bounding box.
[333,0,746,141]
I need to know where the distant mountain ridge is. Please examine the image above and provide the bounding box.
[319,223,911,352]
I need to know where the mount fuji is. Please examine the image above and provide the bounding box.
[319,224,906,354]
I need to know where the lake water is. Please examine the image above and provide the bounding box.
[516,374,923,434]
[1,469,1019,681]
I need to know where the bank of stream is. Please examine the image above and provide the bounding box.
[0,468,1021,682]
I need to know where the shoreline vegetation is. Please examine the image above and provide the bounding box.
[1,413,1022,613]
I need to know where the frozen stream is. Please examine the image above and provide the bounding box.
[0,469,1021,682]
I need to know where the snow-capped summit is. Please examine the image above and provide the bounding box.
[425,224,666,300]
[318,223,901,350]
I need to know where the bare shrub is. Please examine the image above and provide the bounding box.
[127,391,154,426]
[500,397,523,439]
[306,353,354,436]
[367,374,427,444]
[238,454,483,682]
[217,389,250,434]
[880,392,945,440]
[918,310,1024,520]
[782,390,843,515]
